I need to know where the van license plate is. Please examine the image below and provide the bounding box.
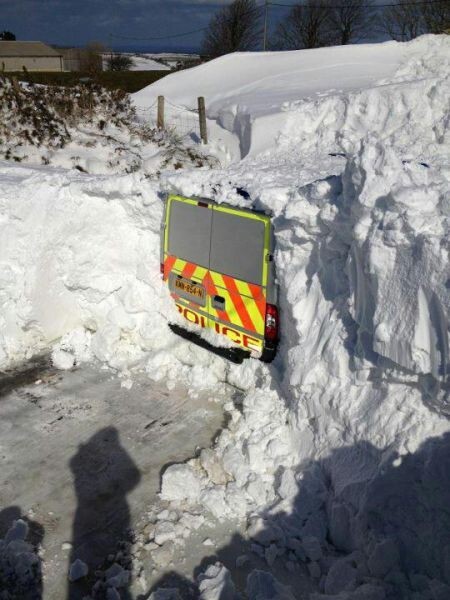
[175,278,205,301]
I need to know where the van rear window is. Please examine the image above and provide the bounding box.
[210,210,265,285]
[167,200,212,268]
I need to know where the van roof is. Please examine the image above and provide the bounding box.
[169,194,272,218]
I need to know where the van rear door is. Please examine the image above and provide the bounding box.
[162,196,212,328]
[207,204,270,353]
[162,195,272,355]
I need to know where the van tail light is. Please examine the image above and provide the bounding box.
[264,304,279,342]
[160,263,165,276]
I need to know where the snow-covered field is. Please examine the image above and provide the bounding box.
[101,52,170,71]
[126,54,171,71]
[1,35,449,599]
[102,52,199,72]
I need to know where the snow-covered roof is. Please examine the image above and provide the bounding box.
[0,41,62,57]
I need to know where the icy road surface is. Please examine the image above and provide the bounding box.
[0,356,224,599]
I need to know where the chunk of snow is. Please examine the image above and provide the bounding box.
[160,464,202,503]
[4,519,28,544]
[202,538,214,547]
[277,468,297,500]
[153,521,177,546]
[121,378,133,390]
[52,348,76,370]
[68,559,88,582]
[264,543,278,567]
[105,563,130,588]
[197,562,236,600]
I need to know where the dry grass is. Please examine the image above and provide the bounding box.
[3,70,169,93]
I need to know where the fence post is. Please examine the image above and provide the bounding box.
[157,95,165,130]
[198,96,207,144]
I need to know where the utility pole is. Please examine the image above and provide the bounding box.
[263,0,269,51]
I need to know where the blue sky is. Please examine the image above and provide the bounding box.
[0,0,250,51]
[1,0,386,52]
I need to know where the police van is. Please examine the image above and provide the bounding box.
[160,194,279,362]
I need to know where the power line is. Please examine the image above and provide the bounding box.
[110,4,265,42]
[110,27,209,42]
[109,0,446,45]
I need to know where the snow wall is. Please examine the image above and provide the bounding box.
[1,35,450,598]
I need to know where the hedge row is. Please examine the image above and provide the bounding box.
[4,70,170,93]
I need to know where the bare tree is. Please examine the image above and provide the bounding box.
[201,0,262,58]
[273,0,333,50]
[421,0,450,34]
[380,0,425,41]
[328,0,375,45]
[106,53,133,71]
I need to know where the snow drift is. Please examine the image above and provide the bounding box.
[133,36,449,161]
[1,34,449,598]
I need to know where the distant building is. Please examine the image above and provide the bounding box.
[59,47,82,72]
[0,41,63,72]
[59,47,103,73]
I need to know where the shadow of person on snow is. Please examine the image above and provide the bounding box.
[144,431,450,599]
[0,505,45,600]
[67,426,141,600]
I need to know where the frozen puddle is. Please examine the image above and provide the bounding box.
[0,356,225,599]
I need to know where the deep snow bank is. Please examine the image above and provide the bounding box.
[0,164,163,369]
[345,140,449,382]
[134,35,449,160]
[133,41,404,117]
[0,163,238,395]
[157,140,449,598]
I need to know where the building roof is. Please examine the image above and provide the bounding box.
[0,41,62,58]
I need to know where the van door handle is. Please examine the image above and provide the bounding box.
[212,295,225,310]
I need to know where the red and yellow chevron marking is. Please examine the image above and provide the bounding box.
[163,255,177,281]
[203,271,230,323]
[209,272,265,336]
[163,254,266,345]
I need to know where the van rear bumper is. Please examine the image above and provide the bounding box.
[169,322,278,365]
[260,340,278,363]
[168,323,251,365]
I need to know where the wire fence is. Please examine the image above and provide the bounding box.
[134,98,202,142]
